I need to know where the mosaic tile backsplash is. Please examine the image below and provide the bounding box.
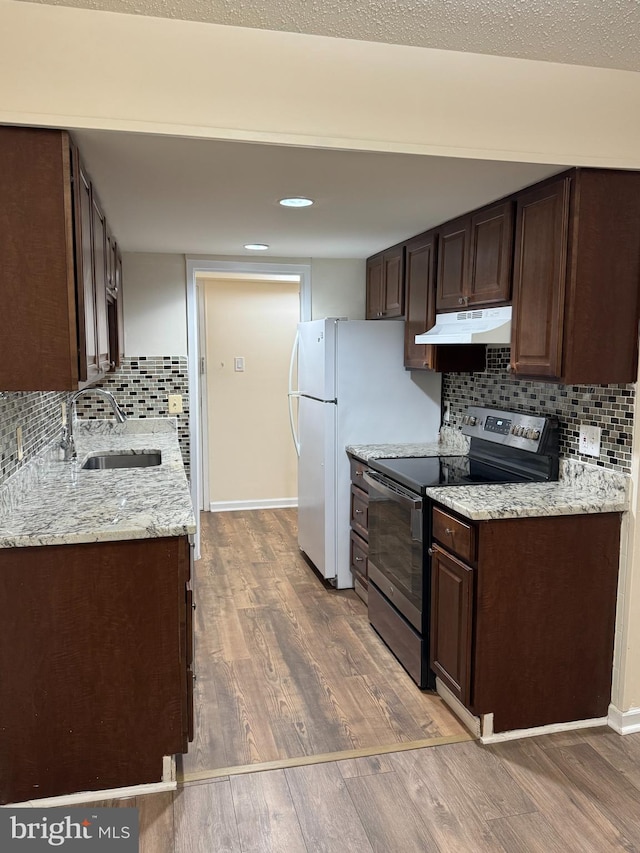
[0,356,190,488]
[0,391,68,486]
[443,347,635,472]
[75,357,190,474]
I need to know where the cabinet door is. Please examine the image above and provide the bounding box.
[430,545,473,706]
[115,249,125,364]
[404,231,437,369]
[467,201,513,306]
[74,159,100,384]
[366,255,384,319]
[382,246,405,318]
[511,178,571,380]
[436,216,469,311]
[91,193,111,373]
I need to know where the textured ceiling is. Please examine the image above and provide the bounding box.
[18,0,640,71]
[72,129,558,257]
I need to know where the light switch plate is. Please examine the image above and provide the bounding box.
[579,423,601,457]
[168,394,183,414]
[16,426,24,461]
[234,356,245,372]
[443,402,451,423]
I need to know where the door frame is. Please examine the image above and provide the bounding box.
[185,258,311,557]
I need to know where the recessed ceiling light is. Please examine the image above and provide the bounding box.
[278,197,314,208]
[244,243,270,251]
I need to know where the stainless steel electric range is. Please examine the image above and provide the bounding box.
[363,406,560,688]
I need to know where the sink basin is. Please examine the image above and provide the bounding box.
[81,452,162,470]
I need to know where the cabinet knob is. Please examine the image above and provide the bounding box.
[355,470,363,476]
[427,547,434,556]
[458,297,465,305]
[355,509,363,515]
[192,602,197,611]
[445,528,455,535]
[355,556,363,562]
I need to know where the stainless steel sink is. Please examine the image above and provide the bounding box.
[81,452,162,470]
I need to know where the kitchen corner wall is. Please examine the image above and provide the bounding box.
[443,347,635,472]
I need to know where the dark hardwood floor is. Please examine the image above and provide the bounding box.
[180,509,468,779]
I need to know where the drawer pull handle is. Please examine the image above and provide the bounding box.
[445,528,455,535]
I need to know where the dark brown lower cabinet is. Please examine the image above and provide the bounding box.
[430,507,621,733]
[430,546,473,706]
[0,536,194,805]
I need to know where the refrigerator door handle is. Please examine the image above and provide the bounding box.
[288,331,301,457]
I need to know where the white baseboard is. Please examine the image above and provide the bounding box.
[608,703,640,734]
[209,498,298,512]
[480,716,608,744]
[435,678,481,737]
[4,780,176,808]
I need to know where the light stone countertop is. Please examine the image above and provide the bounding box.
[0,418,196,548]
[347,426,470,461]
[346,429,629,520]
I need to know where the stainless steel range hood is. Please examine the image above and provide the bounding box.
[415,305,512,345]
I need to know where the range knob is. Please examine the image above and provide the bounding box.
[468,416,478,427]
[528,428,541,440]
[512,425,522,436]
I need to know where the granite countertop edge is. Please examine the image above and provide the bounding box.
[346,432,629,520]
[0,418,197,549]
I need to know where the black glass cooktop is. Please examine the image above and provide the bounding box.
[368,455,533,494]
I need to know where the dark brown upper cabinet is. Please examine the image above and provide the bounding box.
[511,169,640,385]
[366,244,405,319]
[404,231,486,373]
[0,126,122,391]
[436,200,513,311]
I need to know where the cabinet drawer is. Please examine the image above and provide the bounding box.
[350,458,369,492]
[432,506,476,564]
[350,484,369,538]
[368,582,424,686]
[350,530,368,587]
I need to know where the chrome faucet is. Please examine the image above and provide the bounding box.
[61,388,127,461]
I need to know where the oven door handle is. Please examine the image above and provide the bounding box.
[363,471,423,511]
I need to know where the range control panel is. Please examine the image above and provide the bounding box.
[461,406,556,453]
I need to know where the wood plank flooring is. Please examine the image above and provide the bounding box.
[87,511,640,849]
[91,727,640,851]
[181,509,467,778]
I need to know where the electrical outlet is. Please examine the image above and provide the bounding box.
[16,426,24,461]
[234,356,245,372]
[168,394,183,414]
[61,401,67,424]
[579,423,601,457]
[443,402,451,424]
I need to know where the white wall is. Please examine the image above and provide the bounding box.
[1,2,640,169]
[311,259,366,320]
[122,253,187,356]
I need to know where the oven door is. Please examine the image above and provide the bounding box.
[364,470,424,631]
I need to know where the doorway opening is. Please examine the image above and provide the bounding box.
[198,272,301,513]
[185,258,311,557]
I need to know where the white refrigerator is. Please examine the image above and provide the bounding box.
[289,318,441,589]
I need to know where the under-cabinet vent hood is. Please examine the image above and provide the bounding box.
[415,305,512,345]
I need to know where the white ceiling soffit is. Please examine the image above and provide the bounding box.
[72,129,560,257]
[18,0,640,72]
